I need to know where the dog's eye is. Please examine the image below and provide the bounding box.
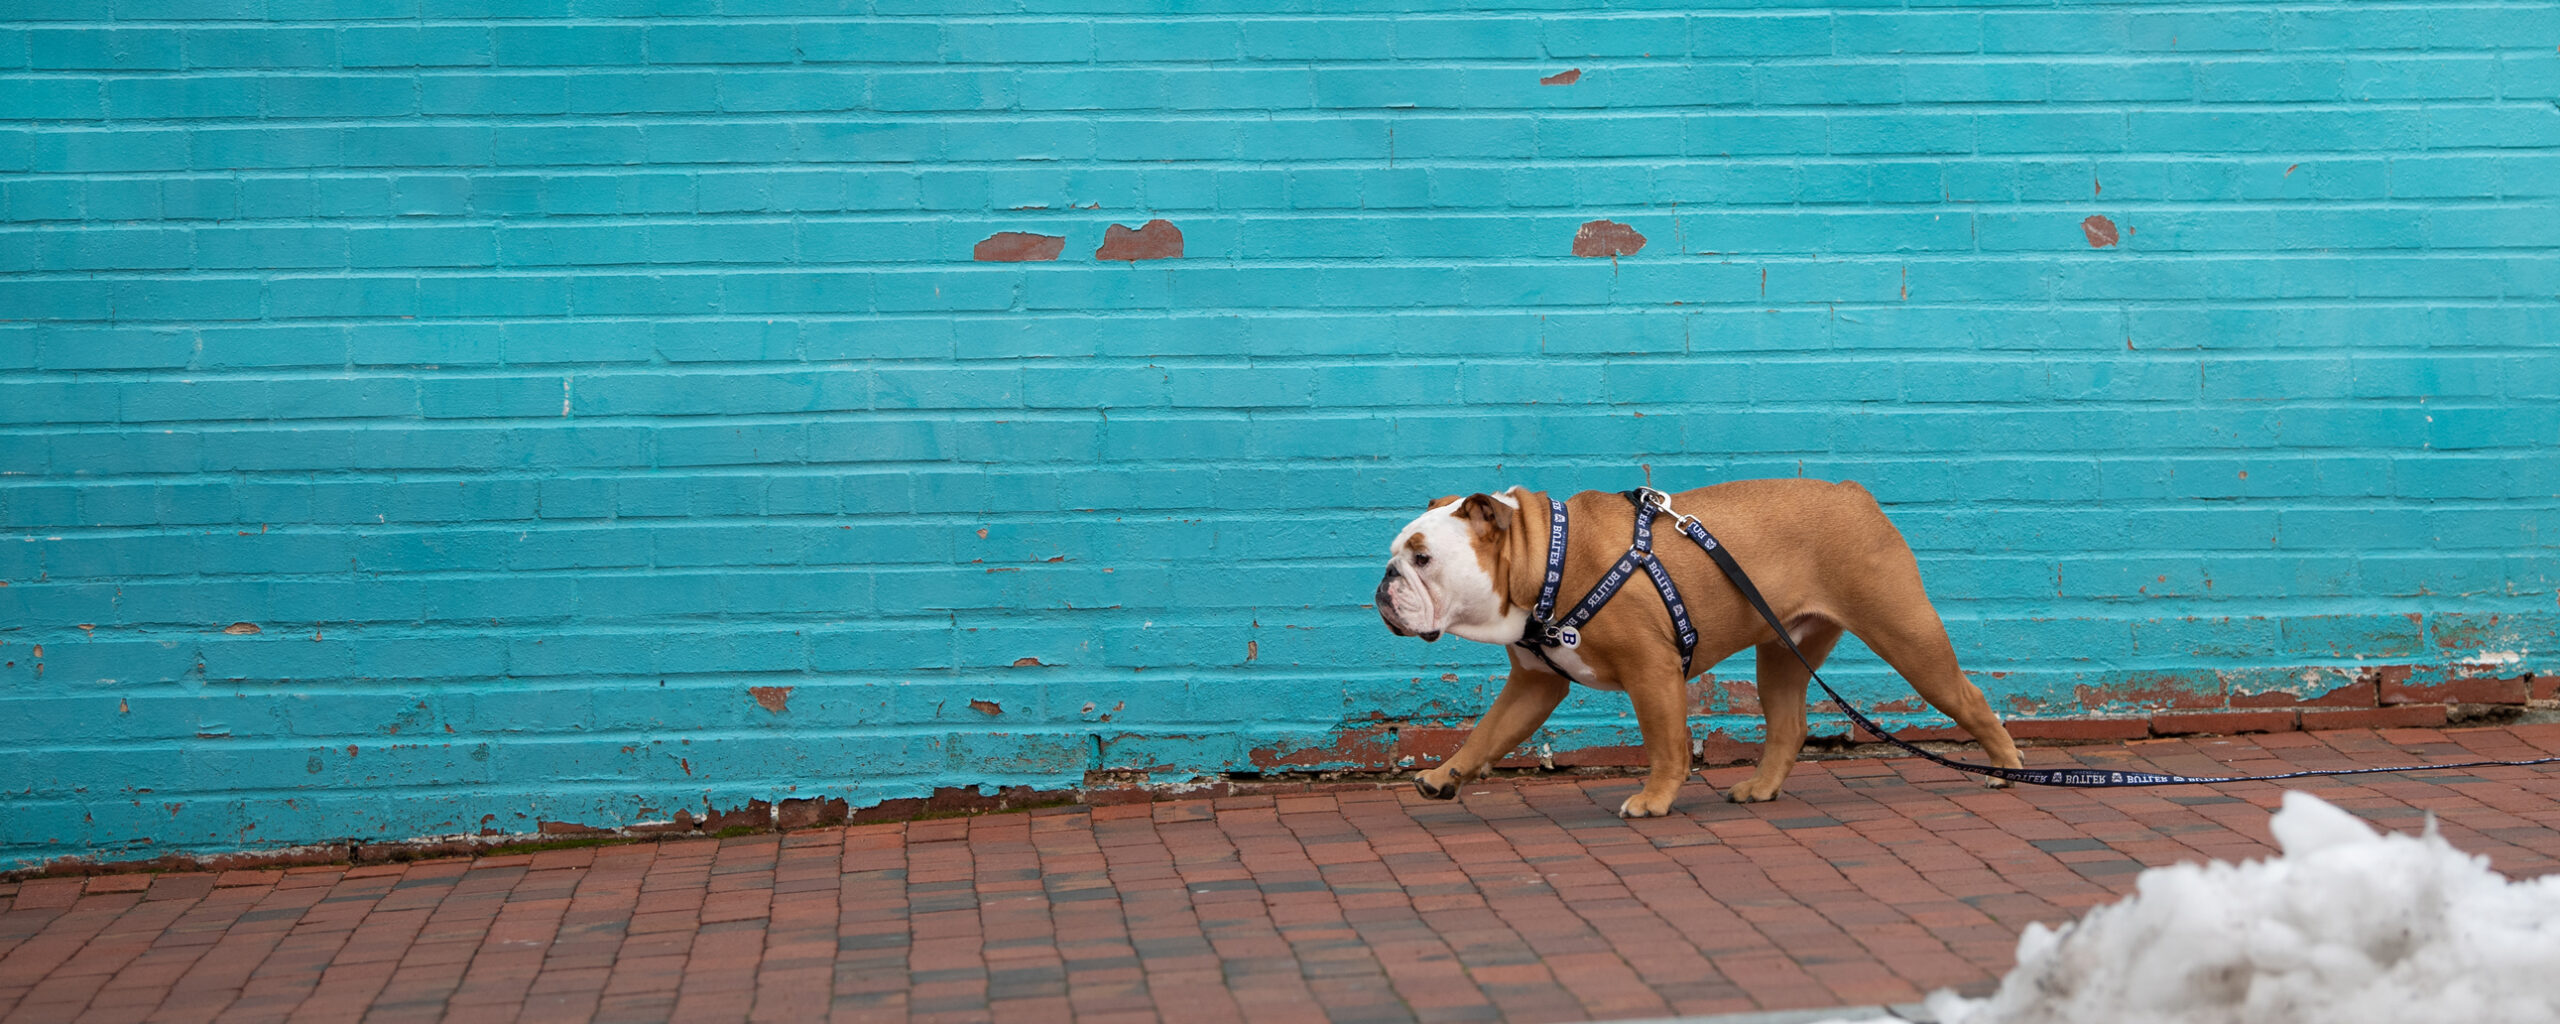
[1413,554,1432,567]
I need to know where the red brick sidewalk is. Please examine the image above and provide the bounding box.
[6,725,2559,1024]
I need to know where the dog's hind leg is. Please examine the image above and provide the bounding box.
[1843,597,2025,787]
[1725,620,1843,803]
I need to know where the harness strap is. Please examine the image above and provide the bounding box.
[1516,493,1700,679]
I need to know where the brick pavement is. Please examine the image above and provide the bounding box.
[5,724,2559,1024]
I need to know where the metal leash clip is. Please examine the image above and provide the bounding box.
[1633,486,1701,533]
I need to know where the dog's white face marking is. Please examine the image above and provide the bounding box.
[1380,497,1520,646]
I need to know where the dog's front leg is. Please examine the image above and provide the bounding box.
[1615,658,1693,818]
[1414,665,1568,800]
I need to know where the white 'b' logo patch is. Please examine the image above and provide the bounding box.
[1556,626,1580,648]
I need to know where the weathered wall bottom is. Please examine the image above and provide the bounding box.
[10,704,2552,883]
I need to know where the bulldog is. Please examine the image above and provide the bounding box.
[1376,479,2025,817]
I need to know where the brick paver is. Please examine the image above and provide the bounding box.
[6,724,2559,1023]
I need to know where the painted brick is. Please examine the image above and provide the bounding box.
[4,2,2556,871]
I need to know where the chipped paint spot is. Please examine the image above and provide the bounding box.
[969,699,1002,716]
[1572,219,1645,258]
[2082,214,2119,248]
[748,686,793,713]
[222,622,261,635]
[972,231,1065,262]
[1013,656,1046,667]
[1246,640,1257,661]
[1095,219,1182,261]
[1249,727,1393,769]
[1541,69,1581,86]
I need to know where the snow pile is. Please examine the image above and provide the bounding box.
[1829,791,2560,1024]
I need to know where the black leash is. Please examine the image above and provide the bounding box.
[1530,488,2560,788]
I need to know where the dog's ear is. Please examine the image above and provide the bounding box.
[1455,493,1515,536]
[1426,494,1462,511]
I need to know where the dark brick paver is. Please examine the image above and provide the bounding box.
[6,724,2560,1023]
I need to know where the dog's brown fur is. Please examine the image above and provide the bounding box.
[1398,480,2025,816]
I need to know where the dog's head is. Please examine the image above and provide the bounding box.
[1377,489,1530,644]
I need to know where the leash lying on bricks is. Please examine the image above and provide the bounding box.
[1660,492,2560,787]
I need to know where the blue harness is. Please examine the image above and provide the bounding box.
[1515,488,1704,680]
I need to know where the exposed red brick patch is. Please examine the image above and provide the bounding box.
[2301,705,2449,731]
[1095,219,1182,261]
[1541,69,1581,86]
[748,686,793,713]
[2230,675,2377,709]
[1393,727,1470,763]
[1549,744,1648,768]
[1572,219,1645,258]
[222,622,260,635]
[1012,657,1046,668]
[968,699,1002,716]
[1249,727,1391,769]
[844,788,1064,829]
[2006,718,2152,741]
[2082,214,2119,248]
[698,799,772,832]
[1849,722,1970,743]
[972,231,1065,262]
[1696,730,1759,765]
[2150,709,2299,736]
[774,796,849,829]
[2383,673,2531,706]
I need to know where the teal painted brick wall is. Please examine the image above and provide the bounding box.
[5,1,2559,868]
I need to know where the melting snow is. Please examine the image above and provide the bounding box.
[1820,791,2560,1024]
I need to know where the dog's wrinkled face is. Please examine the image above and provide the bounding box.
[1377,492,1518,644]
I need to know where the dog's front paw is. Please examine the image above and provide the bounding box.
[1724,776,1785,803]
[1981,773,2011,790]
[1616,789,1676,818]
[1412,768,1460,801]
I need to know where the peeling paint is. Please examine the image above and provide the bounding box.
[748,686,793,713]
[1541,69,1581,86]
[1095,219,1182,261]
[2082,214,2120,248]
[1013,657,1046,667]
[972,231,1065,262]
[969,699,1002,716]
[1249,726,1393,769]
[1572,219,1645,258]
[222,622,260,635]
